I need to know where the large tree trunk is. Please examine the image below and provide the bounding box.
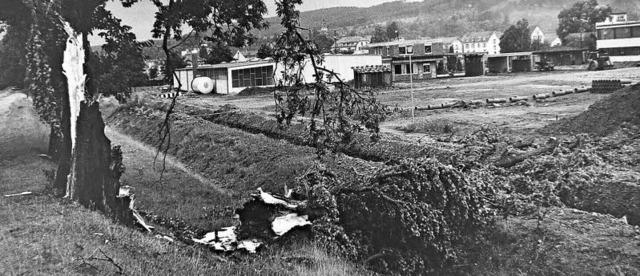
[55,21,132,225]
[67,102,132,225]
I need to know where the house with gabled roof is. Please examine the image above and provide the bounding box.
[332,36,372,54]
[460,31,501,54]
[530,25,545,44]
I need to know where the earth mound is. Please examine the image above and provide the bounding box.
[544,84,640,136]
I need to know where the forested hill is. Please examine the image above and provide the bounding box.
[259,0,640,39]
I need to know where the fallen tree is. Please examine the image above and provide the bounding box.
[219,159,492,274]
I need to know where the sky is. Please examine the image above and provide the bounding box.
[89,0,395,45]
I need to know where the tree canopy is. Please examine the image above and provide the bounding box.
[556,0,611,42]
[142,0,269,82]
[386,21,399,41]
[371,25,389,43]
[499,18,532,53]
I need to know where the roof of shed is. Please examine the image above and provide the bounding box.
[176,58,274,71]
[352,65,391,73]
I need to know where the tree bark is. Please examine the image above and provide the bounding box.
[68,102,132,225]
[162,0,174,83]
[56,20,132,225]
[47,125,61,160]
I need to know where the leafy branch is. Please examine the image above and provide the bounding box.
[272,0,387,154]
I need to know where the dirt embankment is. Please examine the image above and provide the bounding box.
[545,84,640,136]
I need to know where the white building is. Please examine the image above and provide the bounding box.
[460,31,501,55]
[332,36,372,54]
[530,26,545,44]
[173,55,382,94]
[548,35,562,47]
[596,12,640,62]
[438,37,464,53]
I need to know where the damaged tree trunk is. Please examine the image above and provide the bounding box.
[57,21,132,225]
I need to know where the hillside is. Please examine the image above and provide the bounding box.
[259,0,640,40]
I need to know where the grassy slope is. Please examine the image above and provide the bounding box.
[0,90,367,276]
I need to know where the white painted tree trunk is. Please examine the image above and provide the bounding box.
[61,21,86,198]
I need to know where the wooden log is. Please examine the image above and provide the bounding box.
[552,90,573,97]
[486,98,507,104]
[509,96,529,102]
[574,87,590,93]
[533,93,550,100]
[495,138,559,168]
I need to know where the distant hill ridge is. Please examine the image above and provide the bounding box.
[260,0,639,40]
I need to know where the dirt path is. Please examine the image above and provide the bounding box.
[0,89,49,161]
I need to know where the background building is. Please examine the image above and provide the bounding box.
[596,12,640,62]
[461,31,501,54]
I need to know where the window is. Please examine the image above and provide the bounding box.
[399,45,413,55]
[423,64,431,73]
[482,43,486,48]
[615,27,631,39]
[604,46,640,56]
[598,28,614,40]
[231,66,274,88]
[425,45,432,54]
[394,64,402,74]
[633,26,640,38]
[405,64,412,74]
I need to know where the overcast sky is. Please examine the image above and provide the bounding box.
[89,0,395,45]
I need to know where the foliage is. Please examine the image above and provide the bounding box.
[148,66,159,80]
[311,33,334,54]
[293,159,491,275]
[0,24,29,89]
[370,25,389,43]
[556,0,611,42]
[256,43,275,58]
[203,42,234,64]
[272,0,387,154]
[91,5,150,101]
[139,0,269,82]
[90,46,147,102]
[499,18,532,53]
[198,45,208,59]
[19,1,68,150]
[386,21,399,40]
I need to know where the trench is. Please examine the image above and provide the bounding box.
[109,102,640,228]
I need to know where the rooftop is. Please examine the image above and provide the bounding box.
[367,37,455,48]
[177,58,274,70]
[352,65,391,73]
[336,36,371,44]
[460,31,499,43]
